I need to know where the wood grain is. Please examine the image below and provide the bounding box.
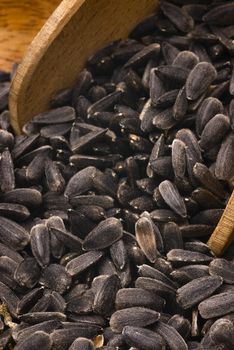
[9,0,157,133]
[207,191,234,256]
[0,0,61,70]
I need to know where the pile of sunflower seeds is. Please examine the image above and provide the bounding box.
[0,0,234,349]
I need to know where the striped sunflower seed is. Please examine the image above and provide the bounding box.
[153,321,188,350]
[30,224,50,267]
[135,216,157,263]
[0,216,30,250]
[177,276,223,309]
[186,62,217,100]
[158,180,187,218]
[209,259,234,284]
[14,331,52,350]
[65,251,104,276]
[160,1,194,33]
[115,288,165,311]
[83,217,123,251]
[93,274,121,316]
[109,307,160,333]
[68,337,95,350]
[198,292,234,319]
[122,326,166,350]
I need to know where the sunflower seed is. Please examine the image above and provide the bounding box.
[215,133,234,181]
[46,216,65,258]
[161,42,180,65]
[50,325,101,350]
[209,259,234,284]
[135,277,175,298]
[173,51,199,70]
[40,264,71,294]
[44,159,65,193]
[159,180,187,218]
[124,43,160,68]
[16,287,44,315]
[30,224,50,267]
[171,265,210,284]
[138,264,176,289]
[167,249,213,265]
[160,1,194,33]
[50,225,83,251]
[149,71,166,107]
[0,188,42,207]
[110,307,160,333]
[64,166,97,198]
[93,274,121,316]
[83,217,123,250]
[193,163,226,199]
[0,148,15,192]
[135,216,157,263]
[65,251,104,276]
[154,321,188,350]
[173,86,188,121]
[0,281,19,317]
[14,331,52,350]
[209,318,234,347]
[203,2,234,26]
[171,139,187,180]
[162,222,183,253]
[122,326,166,350]
[191,188,224,209]
[198,292,234,319]
[115,287,165,311]
[155,89,179,108]
[155,66,190,87]
[110,239,127,270]
[177,276,223,309]
[68,338,95,350]
[0,203,30,221]
[186,62,217,100]
[200,114,230,150]
[14,257,41,288]
[0,216,30,250]
[67,289,94,315]
[168,314,191,340]
[32,107,75,125]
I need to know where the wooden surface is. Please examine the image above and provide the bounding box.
[0,0,61,70]
[9,0,157,133]
[208,191,234,256]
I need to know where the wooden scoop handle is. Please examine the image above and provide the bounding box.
[207,191,234,256]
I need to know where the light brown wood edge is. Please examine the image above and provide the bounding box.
[207,191,234,256]
[0,0,61,71]
[9,0,157,134]
[9,0,86,134]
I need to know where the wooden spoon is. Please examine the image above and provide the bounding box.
[0,0,61,71]
[207,191,234,256]
[9,0,156,134]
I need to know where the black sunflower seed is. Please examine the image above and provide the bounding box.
[14,331,52,350]
[65,251,104,276]
[177,276,223,309]
[186,62,217,100]
[40,264,71,294]
[83,217,123,251]
[109,307,160,333]
[122,326,166,350]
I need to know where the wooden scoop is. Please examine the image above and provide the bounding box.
[5,0,234,257]
[8,0,156,134]
[208,191,234,256]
